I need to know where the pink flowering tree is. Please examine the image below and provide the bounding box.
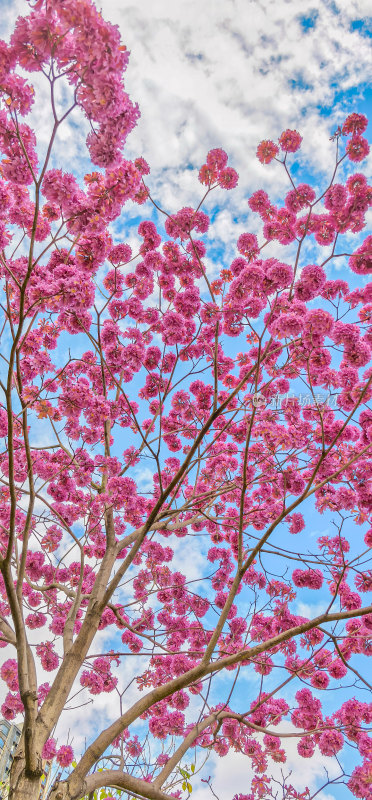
[0,2,371,800]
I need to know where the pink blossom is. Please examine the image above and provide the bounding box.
[218,167,239,189]
[348,762,372,799]
[256,140,279,164]
[36,642,59,672]
[342,113,368,136]
[285,183,316,212]
[346,135,370,162]
[349,237,372,275]
[1,691,24,720]
[297,737,315,758]
[292,569,323,590]
[108,243,132,264]
[0,659,18,691]
[278,129,302,152]
[248,190,270,213]
[156,753,169,765]
[318,729,344,756]
[310,671,329,690]
[346,173,368,195]
[206,148,228,171]
[288,513,305,534]
[237,233,259,259]
[42,738,57,760]
[324,184,347,211]
[56,745,74,768]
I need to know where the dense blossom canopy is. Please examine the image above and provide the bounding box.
[0,2,371,800]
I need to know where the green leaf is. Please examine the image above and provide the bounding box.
[187,782,192,793]
[191,764,195,774]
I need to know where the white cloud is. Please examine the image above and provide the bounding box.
[96,0,371,181]
[2,0,371,202]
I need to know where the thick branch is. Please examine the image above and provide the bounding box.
[63,602,372,790]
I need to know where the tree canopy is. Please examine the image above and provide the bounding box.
[0,2,371,799]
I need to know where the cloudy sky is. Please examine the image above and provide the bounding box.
[1,0,371,272]
[99,0,372,174]
[1,0,371,206]
[0,0,371,797]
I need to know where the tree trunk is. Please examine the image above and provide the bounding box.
[8,754,43,800]
[8,772,42,800]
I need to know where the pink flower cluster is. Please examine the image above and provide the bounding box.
[292,569,323,590]
[41,738,74,767]
[80,657,118,694]
[256,128,302,164]
[198,148,239,190]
